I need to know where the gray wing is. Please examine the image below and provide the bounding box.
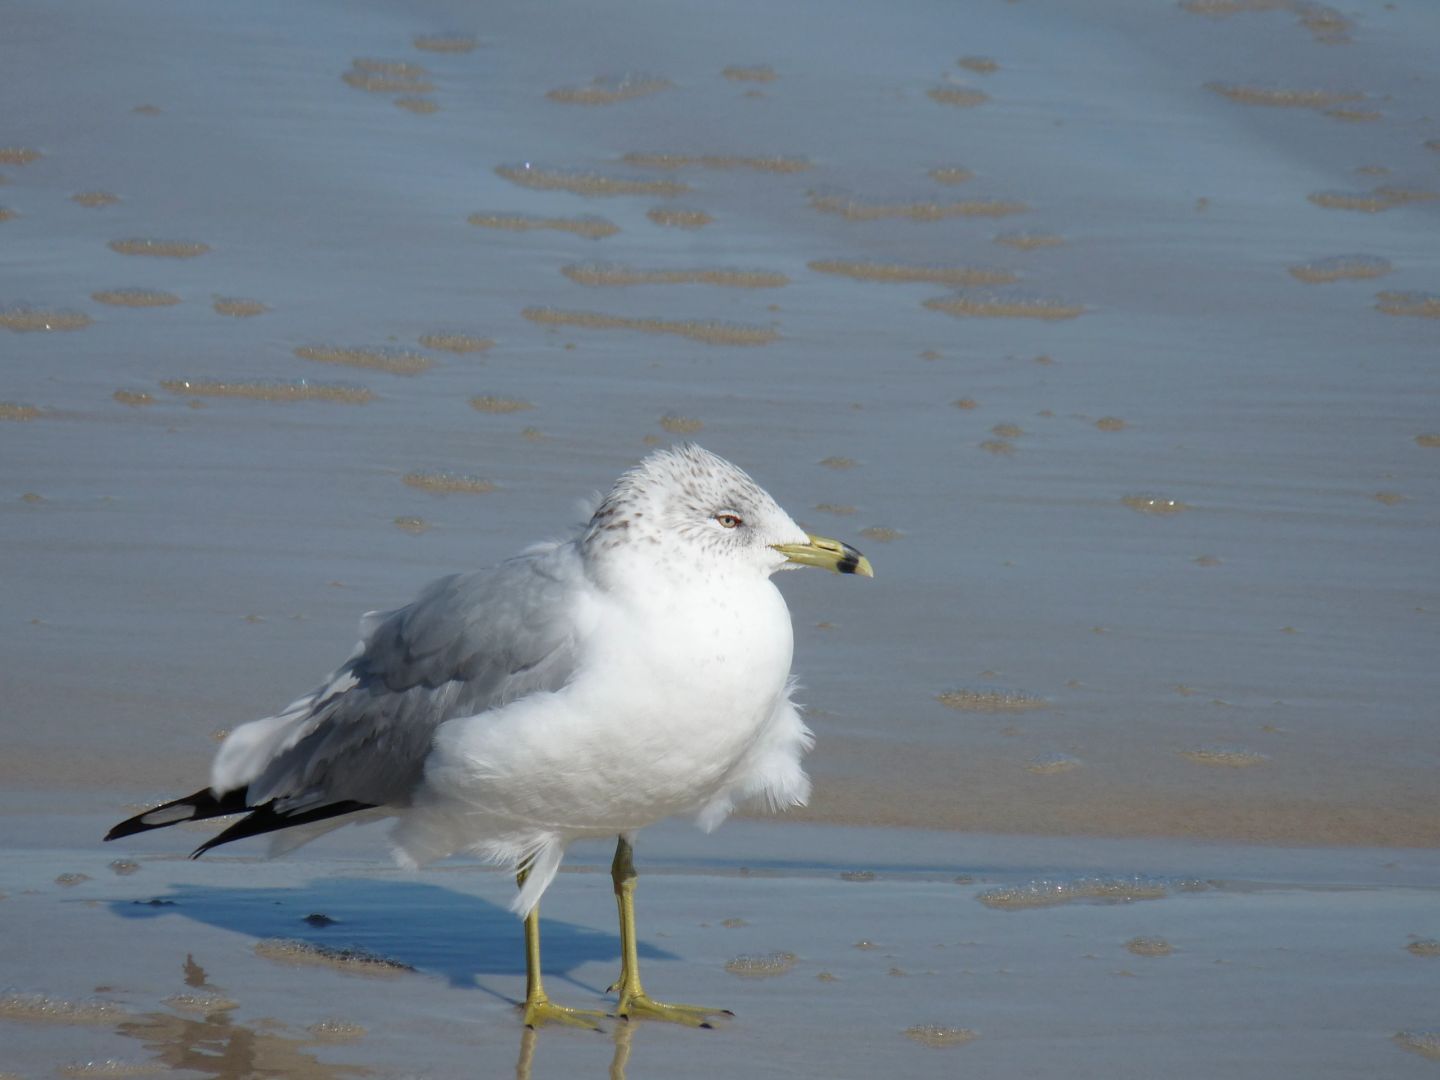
[217,540,587,813]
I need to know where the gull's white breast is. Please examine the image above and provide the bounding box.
[415,573,799,838]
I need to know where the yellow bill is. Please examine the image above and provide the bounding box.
[772,533,874,577]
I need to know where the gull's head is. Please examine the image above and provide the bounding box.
[583,443,873,582]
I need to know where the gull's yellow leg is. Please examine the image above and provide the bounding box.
[516,868,606,1030]
[608,836,731,1026]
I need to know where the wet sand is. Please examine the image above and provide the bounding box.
[2,0,1439,1073]
[3,818,1439,1078]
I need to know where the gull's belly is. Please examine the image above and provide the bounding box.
[434,580,796,832]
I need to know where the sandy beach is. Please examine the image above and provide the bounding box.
[3,0,1438,1074]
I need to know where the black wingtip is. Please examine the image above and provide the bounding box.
[186,799,377,859]
[105,787,250,843]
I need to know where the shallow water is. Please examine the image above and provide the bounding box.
[3,0,1436,847]
[1,0,1439,1070]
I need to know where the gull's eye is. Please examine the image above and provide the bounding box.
[715,513,743,529]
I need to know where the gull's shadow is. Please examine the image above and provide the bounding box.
[110,875,674,994]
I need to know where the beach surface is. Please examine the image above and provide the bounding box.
[2,0,1438,1075]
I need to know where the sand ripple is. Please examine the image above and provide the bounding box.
[977,876,1170,910]
[646,207,712,229]
[92,288,180,307]
[413,34,477,53]
[660,414,703,434]
[1180,747,1268,767]
[1375,291,1440,318]
[1394,1032,1440,1061]
[904,1025,978,1048]
[546,75,670,105]
[403,472,495,494]
[0,994,126,1025]
[343,58,432,94]
[928,166,973,185]
[1126,936,1174,957]
[924,294,1083,320]
[927,86,989,108]
[937,688,1047,712]
[1206,83,1362,109]
[496,163,687,197]
[810,259,1015,287]
[994,231,1065,250]
[254,939,414,975]
[721,64,777,82]
[469,396,533,414]
[1123,494,1190,514]
[1181,0,1351,44]
[562,263,787,288]
[160,379,373,403]
[467,211,618,238]
[522,306,777,345]
[108,238,210,258]
[725,951,797,977]
[212,297,267,317]
[958,56,999,74]
[1307,188,1436,212]
[295,345,432,375]
[1288,255,1391,283]
[624,152,811,174]
[418,332,493,353]
[811,192,1026,220]
[1,306,92,331]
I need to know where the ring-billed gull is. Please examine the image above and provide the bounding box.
[106,443,872,1027]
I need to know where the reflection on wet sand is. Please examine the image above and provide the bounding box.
[516,1021,636,1080]
[113,957,371,1079]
